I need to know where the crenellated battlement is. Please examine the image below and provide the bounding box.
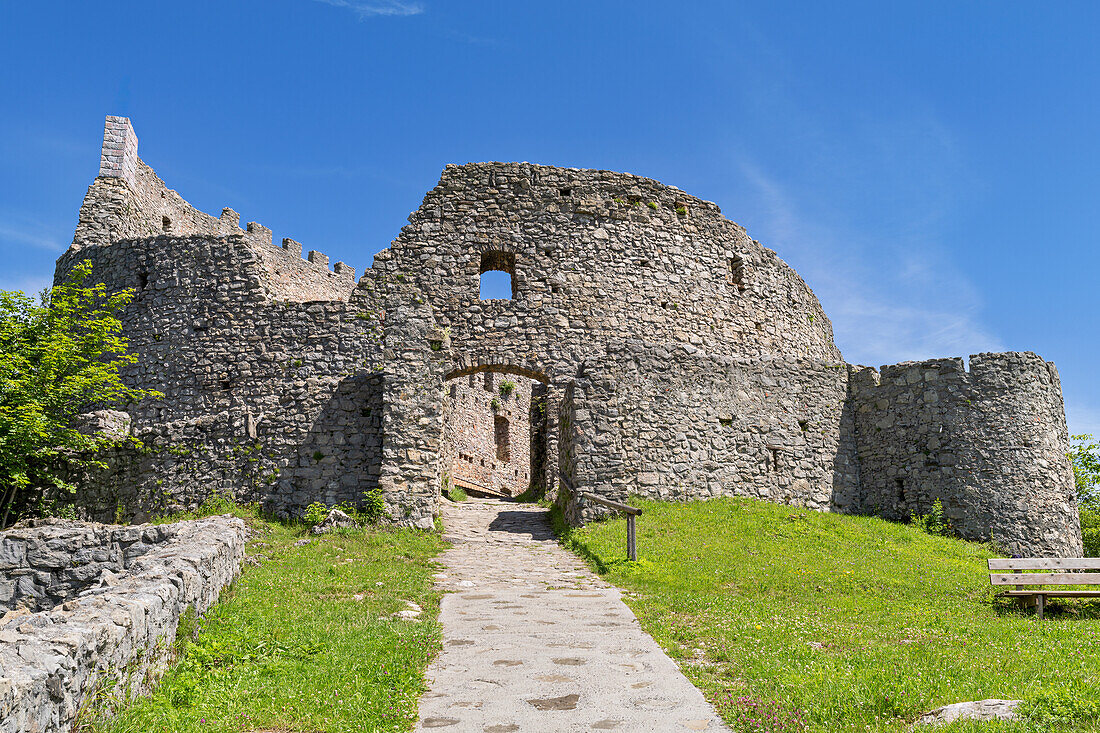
[66,117,359,301]
[848,351,1079,556]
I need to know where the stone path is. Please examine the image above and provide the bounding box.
[416,498,729,732]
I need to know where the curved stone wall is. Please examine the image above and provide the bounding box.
[850,352,1081,556]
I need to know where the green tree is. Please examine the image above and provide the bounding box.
[0,261,159,526]
[1069,433,1100,510]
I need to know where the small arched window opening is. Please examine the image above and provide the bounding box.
[480,250,515,300]
[162,216,172,233]
[494,415,511,461]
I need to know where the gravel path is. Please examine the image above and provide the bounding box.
[416,498,729,732]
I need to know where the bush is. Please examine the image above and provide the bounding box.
[303,490,385,526]
[360,486,385,522]
[910,498,953,537]
[1082,509,1100,558]
[443,485,467,502]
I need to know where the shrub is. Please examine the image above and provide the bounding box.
[443,485,467,502]
[360,486,385,522]
[303,501,331,525]
[498,380,516,398]
[911,498,953,537]
[1082,508,1100,557]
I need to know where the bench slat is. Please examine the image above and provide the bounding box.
[988,558,1100,571]
[1001,590,1100,597]
[990,573,1100,586]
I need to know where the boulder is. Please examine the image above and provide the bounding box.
[310,509,358,535]
[916,699,1021,727]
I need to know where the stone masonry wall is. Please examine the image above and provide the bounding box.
[0,515,246,733]
[0,520,175,613]
[849,352,1082,556]
[51,116,1082,555]
[442,373,534,496]
[605,343,859,512]
[55,232,385,522]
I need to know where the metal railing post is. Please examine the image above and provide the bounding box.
[573,482,642,562]
[626,514,637,561]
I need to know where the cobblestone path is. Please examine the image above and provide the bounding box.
[416,498,729,732]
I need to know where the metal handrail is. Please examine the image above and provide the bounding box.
[578,491,642,516]
[561,472,641,560]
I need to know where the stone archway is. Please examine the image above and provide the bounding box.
[440,362,554,502]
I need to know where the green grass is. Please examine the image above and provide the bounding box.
[84,504,447,733]
[557,497,1100,732]
[442,485,467,502]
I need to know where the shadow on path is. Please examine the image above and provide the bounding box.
[487,508,557,541]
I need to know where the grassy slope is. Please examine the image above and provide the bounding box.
[85,507,446,733]
[559,498,1100,732]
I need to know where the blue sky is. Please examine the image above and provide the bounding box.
[2,1,1098,435]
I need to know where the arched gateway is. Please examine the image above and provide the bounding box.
[55,116,1082,556]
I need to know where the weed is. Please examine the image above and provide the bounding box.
[443,485,467,502]
[911,498,953,537]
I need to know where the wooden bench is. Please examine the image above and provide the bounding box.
[988,558,1100,619]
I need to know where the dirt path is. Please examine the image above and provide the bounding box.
[416,498,729,732]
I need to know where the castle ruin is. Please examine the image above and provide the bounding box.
[54,116,1083,556]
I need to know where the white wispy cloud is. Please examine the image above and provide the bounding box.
[733,133,1000,369]
[0,219,67,252]
[310,0,424,18]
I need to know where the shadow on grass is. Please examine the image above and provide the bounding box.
[546,503,643,575]
[989,596,1100,620]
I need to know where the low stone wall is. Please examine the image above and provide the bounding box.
[0,515,247,733]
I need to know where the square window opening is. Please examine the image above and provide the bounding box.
[480,250,516,300]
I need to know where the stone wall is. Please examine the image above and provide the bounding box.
[0,520,174,613]
[603,343,860,512]
[50,116,1082,556]
[849,352,1082,556]
[0,515,246,733]
[442,373,536,496]
[54,231,385,522]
